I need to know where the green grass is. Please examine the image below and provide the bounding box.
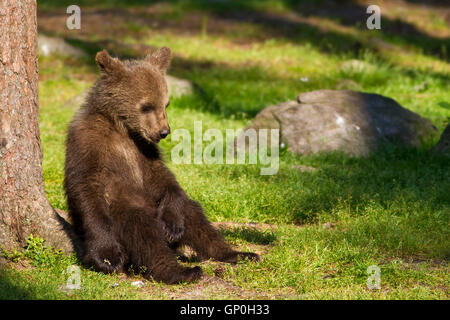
[1,0,449,300]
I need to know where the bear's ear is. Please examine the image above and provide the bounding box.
[146,46,171,73]
[95,50,124,75]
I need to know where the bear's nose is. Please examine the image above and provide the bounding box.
[159,129,170,139]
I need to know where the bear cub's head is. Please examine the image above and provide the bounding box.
[93,47,172,144]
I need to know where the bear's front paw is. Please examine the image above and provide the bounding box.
[84,242,125,274]
[159,210,185,242]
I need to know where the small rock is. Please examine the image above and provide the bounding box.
[38,34,87,58]
[131,280,145,288]
[111,283,119,288]
[323,222,334,229]
[166,75,194,98]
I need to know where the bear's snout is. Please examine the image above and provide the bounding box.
[159,129,170,140]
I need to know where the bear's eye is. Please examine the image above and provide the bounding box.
[141,104,154,113]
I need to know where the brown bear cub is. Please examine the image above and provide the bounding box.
[64,47,259,284]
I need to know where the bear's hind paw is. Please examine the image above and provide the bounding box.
[154,266,203,284]
[217,251,260,264]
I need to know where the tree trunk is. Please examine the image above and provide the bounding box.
[0,0,74,254]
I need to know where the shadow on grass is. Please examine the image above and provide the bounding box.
[38,0,450,62]
[0,269,37,299]
[220,227,276,245]
[176,0,450,61]
[283,0,450,61]
[289,146,450,222]
[438,101,450,110]
[38,1,365,57]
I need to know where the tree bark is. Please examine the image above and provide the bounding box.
[0,0,74,254]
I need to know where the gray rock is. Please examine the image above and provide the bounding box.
[166,75,194,98]
[38,34,86,58]
[431,124,450,155]
[237,90,439,157]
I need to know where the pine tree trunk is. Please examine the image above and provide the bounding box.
[0,0,74,254]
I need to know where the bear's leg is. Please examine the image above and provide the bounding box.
[83,237,126,274]
[81,209,126,274]
[179,200,260,263]
[117,208,203,284]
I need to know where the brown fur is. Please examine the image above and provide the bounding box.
[64,47,259,284]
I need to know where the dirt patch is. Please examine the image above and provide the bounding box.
[3,258,34,272]
[138,274,294,300]
[151,275,261,299]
